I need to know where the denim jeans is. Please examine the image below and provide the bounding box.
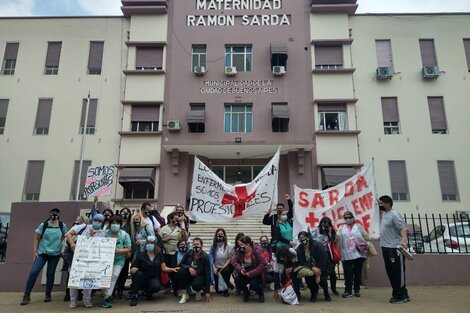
[24,254,61,295]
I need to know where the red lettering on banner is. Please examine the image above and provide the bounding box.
[344,181,354,197]
[356,175,369,192]
[352,199,361,216]
[331,209,338,223]
[358,192,373,211]
[311,193,325,209]
[298,191,309,208]
[306,212,320,228]
[337,206,345,219]
[361,214,371,233]
[329,189,339,206]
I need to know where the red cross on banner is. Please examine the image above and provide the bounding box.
[305,212,319,228]
[221,185,256,218]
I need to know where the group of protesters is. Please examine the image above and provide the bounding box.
[19,194,410,307]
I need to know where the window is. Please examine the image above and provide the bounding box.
[119,168,155,199]
[225,45,252,72]
[463,39,470,72]
[0,99,9,135]
[191,45,207,71]
[427,97,447,134]
[211,165,263,184]
[318,104,347,131]
[44,42,62,75]
[272,103,289,132]
[419,39,437,67]
[131,105,160,132]
[321,167,357,189]
[314,45,343,69]
[381,97,400,134]
[271,43,288,69]
[224,104,252,133]
[388,160,409,201]
[34,99,53,135]
[2,43,19,75]
[70,160,91,200]
[375,40,393,68]
[437,161,459,201]
[80,98,98,134]
[23,160,45,201]
[188,103,205,133]
[136,47,163,70]
[88,41,104,75]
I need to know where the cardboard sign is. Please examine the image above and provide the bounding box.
[83,164,115,198]
[68,236,116,289]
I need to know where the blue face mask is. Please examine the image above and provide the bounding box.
[92,222,102,230]
[146,244,155,252]
[281,215,288,222]
[111,224,120,233]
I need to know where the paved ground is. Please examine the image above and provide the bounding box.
[1,286,470,313]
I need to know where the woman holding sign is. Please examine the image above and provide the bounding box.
[102,216,132,308]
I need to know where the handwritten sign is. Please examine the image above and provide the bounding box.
[293,163,380,239]
[83,164,115,198]
[68,236,116,289]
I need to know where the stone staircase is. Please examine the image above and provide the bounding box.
[188,213,271,249]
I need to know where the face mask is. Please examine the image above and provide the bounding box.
[193,246,201,253]
[111,224,121,232]
[173,220,179,225]
[379,205,386,211]
[50,214,59,220]
[104,215,111,221]
[217,236,224,242]
[92,222,102,230]
[300,238,309,246]
[345,218,354,225]
[146,244,155,252]
[276,209,283,215]
[281,215,288,222]
[120,213,129,220]
[144,211,151,217]
[238,247,246,254]
[178,246,187,253]
[133,221,140,227]
[261,241,269,248]
[177,212,183,217]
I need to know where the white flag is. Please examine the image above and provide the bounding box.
[189,148,280,222]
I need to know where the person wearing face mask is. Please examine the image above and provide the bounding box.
[102,208,114,231]
[379,195,410,304]
[131,212,155,260]
[310,216,339,296]
[259,236,274,288]
[233,236,266,303]
[272,246,298,303]
[272,208,295,251]
[159,212,187,296]
[337,211,369,298]
[176,238,211,304]
[176,239,187,266]
[141,202,161,233]
[174,205,194,236]
[65,213,106,308]
[293,231,329,302]
[209,228,234,296]
[129,236,178,306]
[115,207,132,298]
[102,216,132,308]
[262,194,293,251]
[20,208,68,306]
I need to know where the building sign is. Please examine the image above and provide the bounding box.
[200,79,278,94]
[187,0,291,26]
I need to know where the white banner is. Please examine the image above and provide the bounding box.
[293,163,380,239]
[68,236,116,289]
[189,148,280,222]
[83,164,115,198]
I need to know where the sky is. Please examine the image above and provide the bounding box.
[0,0,470,17]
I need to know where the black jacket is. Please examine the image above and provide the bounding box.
[262,199,293,237]
[295,241,327,271]
[132,252,164,278]
[179,249,211,293]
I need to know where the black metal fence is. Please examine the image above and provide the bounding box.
[0,223,9,262]
[403,213,470,254]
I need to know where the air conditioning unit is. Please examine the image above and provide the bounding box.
[225,66,237,76]
[376,66,393,80]
[167,120,181,131]
[272,66,286,76]
[422,66,440,79]
[193,66,206,75]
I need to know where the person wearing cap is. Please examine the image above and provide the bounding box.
[337,211,369,298]
[129,236,178,306]
[20,208,68,305]
[65,213,106,308]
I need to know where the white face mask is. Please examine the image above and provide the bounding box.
[345,217,354,225]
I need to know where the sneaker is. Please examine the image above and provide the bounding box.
[342,292,353,298]
[354,291,361,297]
[64,294,70,302]
[69,301,77,308]
[130,295,138,307]
[44,294,52,302]
[389,297,407,304]
[310,294,317,303]
[179,294,190,304]
[258,293,265,303]
[195,292,202,301]
[102,298,113,308]
[20,295,31,305]
[331,289,339,296]
[325,294,332,302]
[84,301,93,308]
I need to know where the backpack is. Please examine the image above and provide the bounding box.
[40,220,66,240]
